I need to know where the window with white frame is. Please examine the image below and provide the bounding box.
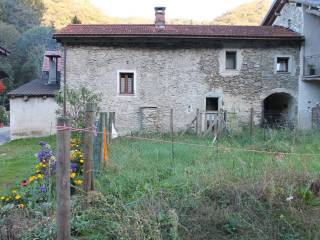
[226,51,237,70]
[119,72,134,95]
[276,57,290,72]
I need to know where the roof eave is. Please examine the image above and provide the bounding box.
[54,34,303,42]
[262,0,288,26]
[8,93,56,98]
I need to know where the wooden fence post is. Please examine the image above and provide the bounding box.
[108,112,115,144]
[199,112,203,136]
[250,107,254,138]
[170,109,175,172]
[196,108,199,135]
[83,103,95,197]
[56,117,71,240]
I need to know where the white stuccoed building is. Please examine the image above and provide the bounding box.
[8,51,61,139]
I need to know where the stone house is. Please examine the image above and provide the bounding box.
[8,51,61,139]
[54,7,303,134]
[263,0,320,129]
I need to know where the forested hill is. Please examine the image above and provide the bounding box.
[212,0,273,25]
[42,0,124,29]
[41,0,273,28]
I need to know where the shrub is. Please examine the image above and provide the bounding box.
[56,86,102,129]
[0,106,8,126]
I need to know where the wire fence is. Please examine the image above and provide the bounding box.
[51,106,320,238]
[89,118,320,179]
[56,108,320,184]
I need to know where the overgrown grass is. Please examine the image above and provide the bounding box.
[3,129,320,239]
[0,136,55,192]
[70,129,320,239]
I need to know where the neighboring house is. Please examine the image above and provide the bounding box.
[7,51,61,139]
[54,7,303,134]
[262,0,320,129]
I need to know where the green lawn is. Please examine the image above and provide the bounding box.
[0,136,55,192]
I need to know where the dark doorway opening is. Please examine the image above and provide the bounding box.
[263,92,294,128]
[206,97,219,111]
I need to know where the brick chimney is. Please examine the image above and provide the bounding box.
[154,7,166,29]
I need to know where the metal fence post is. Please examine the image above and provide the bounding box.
[56,117,71,240]
[99,112,108,168]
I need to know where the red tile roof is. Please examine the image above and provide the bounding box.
[54,24,302,40]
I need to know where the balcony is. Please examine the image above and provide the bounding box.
[304,54,320,80]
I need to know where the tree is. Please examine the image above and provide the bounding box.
[0,0,44,32]
[15,26,58,86]
[71,15,81,24]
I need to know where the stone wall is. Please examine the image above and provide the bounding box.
[64,42,300,134]
[273,2,303,34]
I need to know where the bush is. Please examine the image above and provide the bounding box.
[0,106,8,126]
[56,86,102,129]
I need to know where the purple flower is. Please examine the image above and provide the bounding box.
[37,149,53,163]
[71,163,78,171]
[39,141,48,147]
[40,185,46,192]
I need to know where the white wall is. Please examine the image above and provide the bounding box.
[10,97,58,140]
[303,7,320,57]
[297,7,320,129]
[298,81,320,129]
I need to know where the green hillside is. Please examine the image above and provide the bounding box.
[41,0,273,28]
[42,0,124,29]
[212,0,273,25]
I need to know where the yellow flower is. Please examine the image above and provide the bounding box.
[11,190,17,194]
[15,194,21,200]
[5,197,10,201]
[29,176,36,182]
[80,159,84,164]
[74,179,83,185]
[18,204,25,209]
[1,196,5,200]
[70,172,76,179]
[37,174,44,179]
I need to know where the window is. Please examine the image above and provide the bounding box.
[206,97,219,111]
[119,72,134,95]
[226,51,237,70]
[277,57,289,72]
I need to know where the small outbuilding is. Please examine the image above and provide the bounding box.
[8,51,61,140]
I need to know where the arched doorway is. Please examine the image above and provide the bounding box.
[263,92,295,128]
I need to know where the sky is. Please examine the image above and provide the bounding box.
[90,0,255,20]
